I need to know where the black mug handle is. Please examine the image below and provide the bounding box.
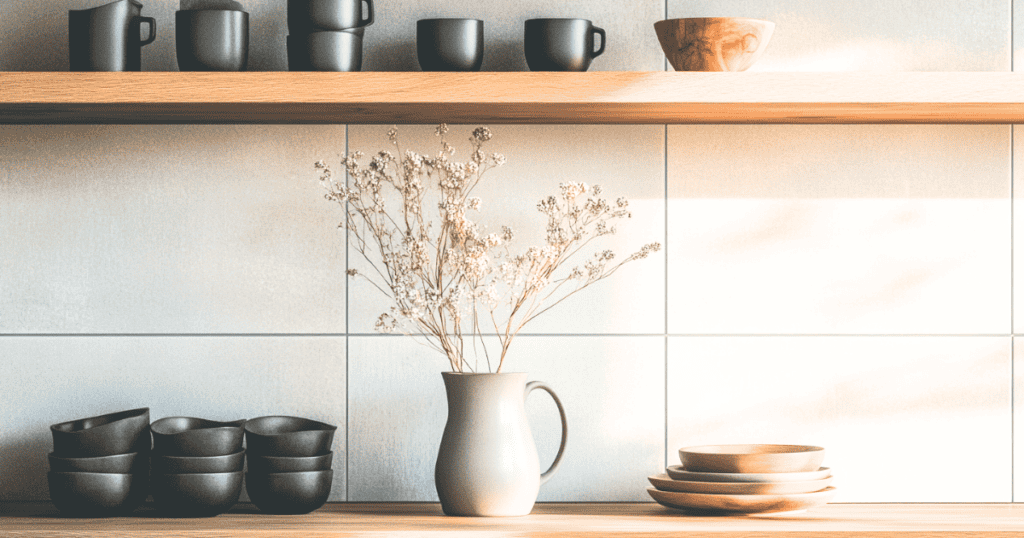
[591,25,605,58]
[139,16,156,46]
[360,0,374,27]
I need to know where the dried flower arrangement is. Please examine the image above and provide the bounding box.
[316,125,661,373]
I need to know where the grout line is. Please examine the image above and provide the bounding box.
[1,333,1018,338]
[664,121,669,473]
[345,122,351,503]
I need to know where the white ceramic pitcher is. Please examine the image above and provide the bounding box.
[434,372,567,516]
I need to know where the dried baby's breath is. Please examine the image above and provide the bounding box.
[317,126,660,373]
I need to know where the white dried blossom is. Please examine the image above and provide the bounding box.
[314,125,657,374]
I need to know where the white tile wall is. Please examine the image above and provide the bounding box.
[669,336,1012,502]
[0,125,347,334]
[0,0,1022,507]
[668,125,1011,335]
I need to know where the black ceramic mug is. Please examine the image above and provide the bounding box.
[288,28,364,71]
[69,0,156,71]
[417,18,484,72]
[176,10,249,71]
[288,0,374,33]
[524,18,605,72]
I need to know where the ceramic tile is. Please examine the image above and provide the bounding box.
[668,336,1011,502]
[667,125,1011,335]
[1013,337,1024,500]
[358,0,664,72]
[0,125,347,334]
[347,335,664,502]
[345,124,665,336]
[0,335,347,501]
[667,0,1009,71]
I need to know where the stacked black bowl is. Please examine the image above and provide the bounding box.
[244,416,336,514]
[48,407,151,516]
[287,0,374,71]
[150,417,246,517]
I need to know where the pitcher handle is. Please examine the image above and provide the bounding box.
[526,380,567,485]
[139,17,156,46]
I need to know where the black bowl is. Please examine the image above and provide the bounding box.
[245,470,332,514]
[50,408,151,458]
[152,451,245,474]
[48,451,144,474]
[246,451,333,473]
[151,417,245,457]
[244,416,336,457]
[48,471,147,516]
[151,472,243,517]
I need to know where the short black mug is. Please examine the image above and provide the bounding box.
[417,18,484,72]
[175,10,249,71]
[524,18,605,72]
[69,0,156,71]
[288,0,374,33]
[288,28,364,71]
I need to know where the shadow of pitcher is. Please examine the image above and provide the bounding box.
[69,0,156,71]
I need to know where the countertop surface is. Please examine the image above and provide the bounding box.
[4,502,1024,536]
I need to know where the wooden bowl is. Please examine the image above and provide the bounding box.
[679,444,824,473]
[654,18,774,71]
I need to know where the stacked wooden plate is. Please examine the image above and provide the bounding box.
[647,444,836,514]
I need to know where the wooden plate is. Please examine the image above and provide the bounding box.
[647,486,837,514]
[666,464,831,483]
[649,474,832,495]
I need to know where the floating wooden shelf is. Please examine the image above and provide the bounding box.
[2,72,1024,124]
[4,502,1024,537]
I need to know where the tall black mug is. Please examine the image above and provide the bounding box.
[69,0,156,71]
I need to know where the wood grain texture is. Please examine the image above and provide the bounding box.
[3,502,1024,536]
[2,72,1024,124]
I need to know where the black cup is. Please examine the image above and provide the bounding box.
[288,0,374,33]
[69,1,156,71]
[524,18,605,72]
[417,18,483,72]
[288,28,363,71]
[176,10,249,71]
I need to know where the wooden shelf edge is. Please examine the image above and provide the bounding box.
[3,72,1024,124]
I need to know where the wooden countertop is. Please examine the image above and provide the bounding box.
[3,502,1024,537]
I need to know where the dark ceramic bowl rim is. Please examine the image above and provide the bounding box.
[247,451,333,462]
[151,449,245,462]
[154,471,245,478]
[151,417,246,436]
[47,467,134,475]
[247,469,333,478]
[48,451,139,462]
[244,416,337,437]
[50,407,149,435]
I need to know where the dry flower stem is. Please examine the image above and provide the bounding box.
[317,126,660,373]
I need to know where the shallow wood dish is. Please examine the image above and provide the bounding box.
[679,444,825,473]
[647,486,836,514]
[666,465,831,483]
[654,18,774,72]
[648,474,832,495]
